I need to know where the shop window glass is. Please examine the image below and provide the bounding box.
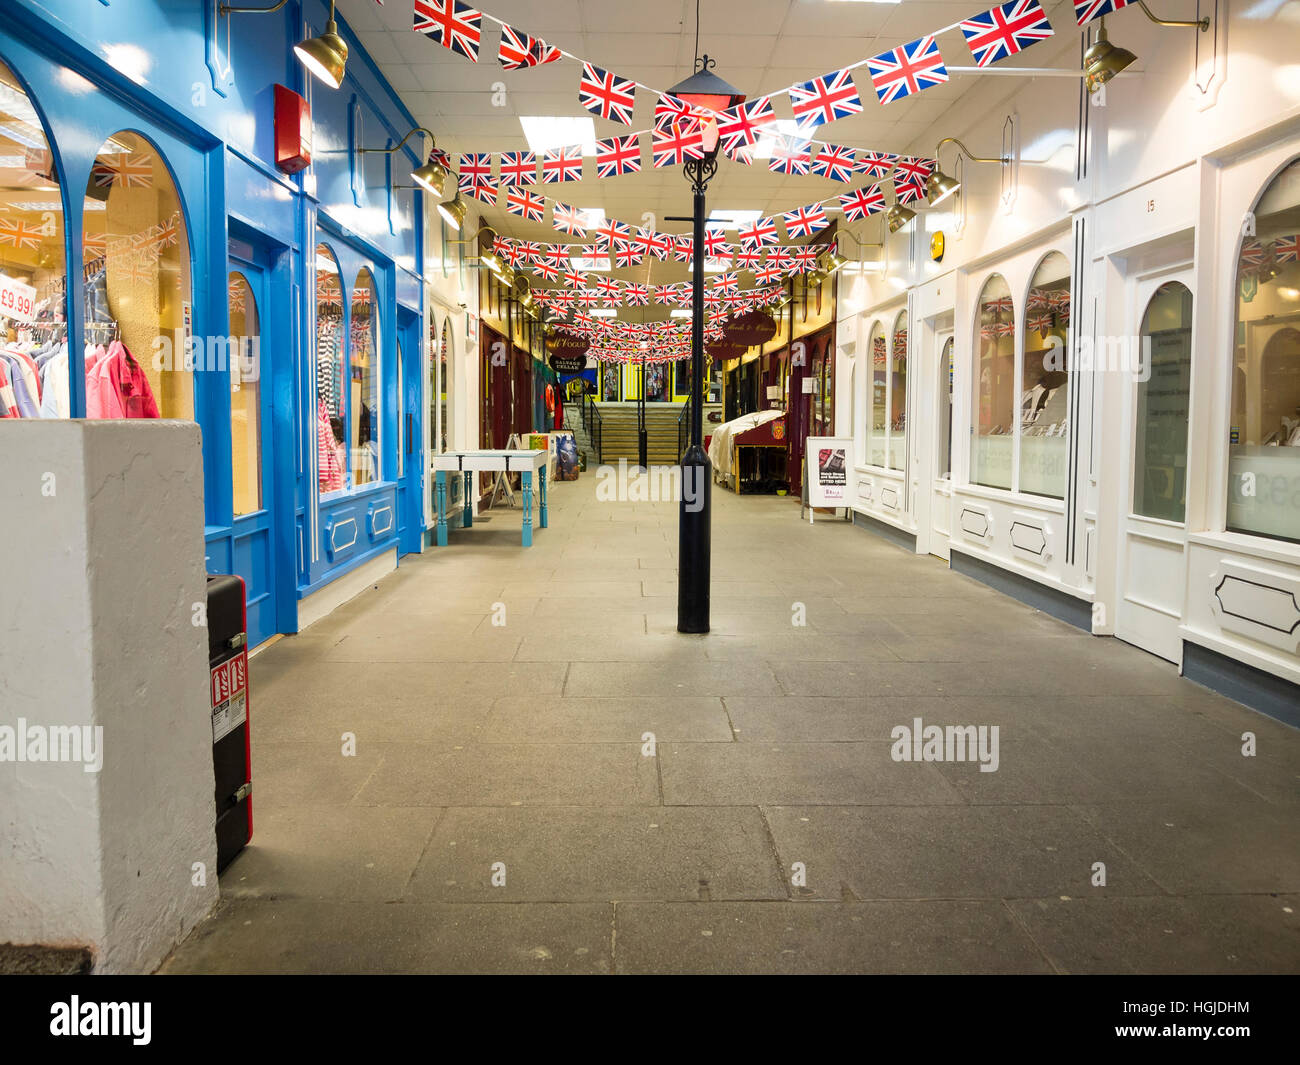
[1134,281,1193,522]
[0,61,66,418]
[82,131,191,420]
[396,334,404,480]
[1021,252,1071,497]
[315,244,345,495]
[440,318,450,452]
[889,311,907,470]
[228,272,260,515]
[351,268,379,486]
[939,337,954,479]
[973,273,1014,490]
[1228,158,1300,543]
[868,323,885,466]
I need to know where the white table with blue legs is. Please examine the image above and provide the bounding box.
[432,449,548,547]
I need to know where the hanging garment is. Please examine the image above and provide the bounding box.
[40,343,69,418]
[87,340,160,419]
[0,353,38,417]
[317,400,344,492]
[0,360,18,418]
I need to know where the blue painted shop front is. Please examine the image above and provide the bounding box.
[3,1,429,647]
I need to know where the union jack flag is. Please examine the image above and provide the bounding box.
[594,217,627,245]
[673,236,693,263]
[516,240,541,264]
[533,260,560,282]
[716,96,776,148]
[702,291,723,310]
[894,156,934,186]
[596,276,622,301]
[414,0,482,62]
[839,183,885,221]
[579,63,637,125]
[983,295,1015,316]
[791,246,822,273]
[653,285,678,305]
[769,135,812,176]
[542,145,584,183]
[734,246,764,269]
[702,228,730,258]
[595,135,641,178]
[867,35,949,105]
[494,236,523,267]
[810,144,858,183]
[1073,0,1130,26]
[655,94,706,135]
[783,203,829,238]
[768,249,795,270]
[552,202,588,237]
[712,272,739,293]
[1027,313,1054,334]
[789,68,864,130]
[723,139,754,165]
[652,121,705,167]
[634,228,672,260]
[738,216,779,249]
[623,284,650,306]
[93,153,154,188]
[503,186,545,221]
[550,290,575,311]
[1272,234,1300,263]
[1239,238,1268,266]
[855,151,897,179]
[613,241,645,268]
[543,244,570,269]
[496,23,561,69]
[895,179,926,205]
[562,266,587,288]
[575,289,602,309]
[960,0,1054,68]
[458,152,495,203]
[498,151,536,186]
[0,218,43,250]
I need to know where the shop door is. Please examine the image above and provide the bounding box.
[226,252,278,648]
[930,332,955,560]
[1116,268,1195,664]
[395,309,423,556]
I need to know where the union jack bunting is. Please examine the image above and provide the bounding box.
[1027,313,1054,334]
[496,23,561,69]
[894,156,934,187]
[673,236,693,263]
[494,237,525,267]
[595,135,641,178]
[458,153,495,203]
[594,217,627,245]
[768,249,795,270]
[517,240,542,264]
[652,121,705,167]
[768,135,812,176]
[855,151,898,179]
[542,145,584,183]
[634,228,671,259]
[867,36,948,105]
[612,242,645,268]
[1239,238,1268,266]
[783,203,829,239]
[712,272,739,293]
[791,246,823,272]
[723,139,754,165]
[543,244,570,269]
[562,267,587,288]
[1272,234,1300,263]
[702,291,723,310]
[502,186,545,221]
[838,183,886,221]
[579,63,637,125]
[498,151,537,186]
[702,228,730,258]
[716,96,777,147]
[895,179,926,205]
[653,285,678,305]
[734,246,764,269]
[532,259,560,282]
[0,218,43,250]
[623,285,650,306]
[92,154,153,188]
[810,144,858,183]
[552,202,587,237]
[596,277,622,304]
[575,289,602,310]
[960,0,1054,68]
[738,216,780,249]
[1072,0,1130,27]
[789,68,864,129]
[654,94,706,135]
[550,290,575,311]
[413,0,482,62]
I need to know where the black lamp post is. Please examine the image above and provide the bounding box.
[665,55,745,635]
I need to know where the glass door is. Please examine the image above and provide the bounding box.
[929,332,954,559]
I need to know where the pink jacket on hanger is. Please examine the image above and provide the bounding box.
[86,340,160,419]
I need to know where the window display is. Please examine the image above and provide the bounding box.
[1228,158,1300,543]
[315,243,345,494]
[1133,281,1192,523]
[1021,252,1071,498]
[889,311,907,470]
[0,61,67,418]
[973,273,1014,490]
[939,337,954,479]
[228,271,261,515]
[80,131,191,421]
[440,318,450,452]
[351,268,379,486]
[868,323,885,466]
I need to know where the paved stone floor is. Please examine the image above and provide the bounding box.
[163,476,1300,974]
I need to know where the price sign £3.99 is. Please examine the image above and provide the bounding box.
[0,273,37,324]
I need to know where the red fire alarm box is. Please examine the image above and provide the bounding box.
[274,84,312,174]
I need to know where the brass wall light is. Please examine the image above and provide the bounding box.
[448,223,506,278]
[825,230,884,276]
[218,0,348,89]
[1084,4,1209,95]
[886,202,916,234]
[360,128,449,195]
[926,137,1009,206]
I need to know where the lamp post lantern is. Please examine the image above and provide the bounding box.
[666,55,744,635]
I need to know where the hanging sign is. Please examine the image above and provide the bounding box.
[806,436,852,507]
[0,273,37,324]
[549,353,586,374]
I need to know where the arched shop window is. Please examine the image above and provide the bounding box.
[440,317,451,452]
[227,271,260,515]
[938,337,954,480]
[973,273,1015,490]
[1134,281,1193,523]
[1022,251,1071,498]
[0,59,67,418]
[889,311,908,470]
[1229,158,1300,543]
[868,322,885,466]
[314,243,345,495]
[350,267,379,487]
[82,131,191,420]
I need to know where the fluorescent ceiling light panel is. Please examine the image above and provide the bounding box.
[752,120,805,161]
[591,308,617,317]
[670,309,692,319]
[570,254,611,271]
[520,116,598,155]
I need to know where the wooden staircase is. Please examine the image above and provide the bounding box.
[595,402,684,466]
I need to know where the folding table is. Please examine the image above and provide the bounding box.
[432,449,548,547]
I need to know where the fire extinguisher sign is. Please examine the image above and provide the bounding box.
[210,652,249,743]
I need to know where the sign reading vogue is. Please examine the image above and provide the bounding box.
[806,436,852,508]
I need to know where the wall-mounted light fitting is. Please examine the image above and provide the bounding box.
[1084,4,1209,95]
[926,137,1009,206]
[360,127,449,195]
[886,202,916,233]
[219,0,348,88]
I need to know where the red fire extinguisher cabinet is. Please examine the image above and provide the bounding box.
[207,574,253,872]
